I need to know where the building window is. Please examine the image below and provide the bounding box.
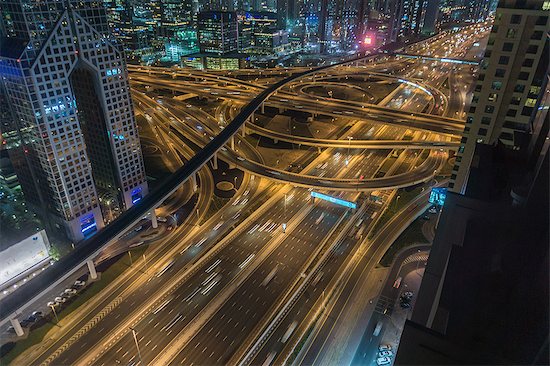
[498,56,509,65]
[488,93,498,102]
[478,128,488,136]
[514,84,525,93]
[526,45,538,54]
[502,42,513,51]
[506,29,516,38]
[511,97,521,105]
[506,109,517,117]
[467,116,474,124]
[491,81,502,90]
[531,31,543,40]
[536,16,548,25]
[495,69,506,78]
[522,106,534,116]
[485,105,495,113]
[510,14,522,24]
[518,72,529,80]
[481,117,491,125]
[500,132,513,141]
[522,58,534,67]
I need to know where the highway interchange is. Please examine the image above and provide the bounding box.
[1,24,490,366]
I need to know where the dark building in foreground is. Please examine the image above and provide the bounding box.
[395,1,549,363]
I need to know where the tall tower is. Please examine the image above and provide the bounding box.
[0,0,148,242]
[450,0,549,193]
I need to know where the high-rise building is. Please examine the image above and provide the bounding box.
[238,11,288,54]
[0,0,148,241]
[389,0,440,41]
[197,11,239,54]
[158,0,195,39]
[450,0,549,193]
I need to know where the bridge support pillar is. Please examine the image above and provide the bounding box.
[274,139,278,144]
[191,172,197,192]
[212,153,218,170]
[261,103,265,114]
[230,136,235,150]
[10,318,24,337]
[87,260,98,280]
[317,147,322,154]
[241,125,246,137]
[150,209,158,229]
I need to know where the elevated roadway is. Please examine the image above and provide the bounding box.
[0,50,435,324]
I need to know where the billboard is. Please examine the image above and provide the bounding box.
[311,191,357,209]
[0,230,51,288]
[429,187,447,206]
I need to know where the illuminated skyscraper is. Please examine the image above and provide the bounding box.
[0,0,148,241]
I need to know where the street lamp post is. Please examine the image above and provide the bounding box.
[346,136,353,165]
[143,254,148,272]
[283,193,287,233]
[49,304,59,324]
[130,327,143,365]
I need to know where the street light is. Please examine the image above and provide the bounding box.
[49,304,59,324]
[347,136,353,164]
[416,249,422,274]
[130,327,143,365]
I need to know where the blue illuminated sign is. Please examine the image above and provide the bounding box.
[429,187,447,206]
[311,191,357,209]
[131,187,143,204]
[80,214,97,237]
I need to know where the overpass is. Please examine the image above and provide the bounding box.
[244,122,459,149]
[0,49,432,325]
[394,53,479,65]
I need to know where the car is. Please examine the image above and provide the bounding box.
[377,356,392,365]
[379,350,393,357]
[157,216,167,223]
[20,319,33,328]
[74,280,86,287]
[428,207,437,214]
[422,215,430,220]
[54,296,67,303]
[134,225,143,232]
[46,301,60,308]
[26,312,43,323]
[379,344,392,352]
[64,288,77,295]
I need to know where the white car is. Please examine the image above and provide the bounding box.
[157,216,167,223]
[379,350,393,357]
[54,296,67,303]
[64,288,77,295]
[74,280,86,287]
[379,344,392,352]
[376,356,391,365]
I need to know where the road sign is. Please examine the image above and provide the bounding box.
[311,191,357,209]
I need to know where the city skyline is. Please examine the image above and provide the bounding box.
[0,0,547,365]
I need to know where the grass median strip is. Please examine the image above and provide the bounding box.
[379,218,429,267]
